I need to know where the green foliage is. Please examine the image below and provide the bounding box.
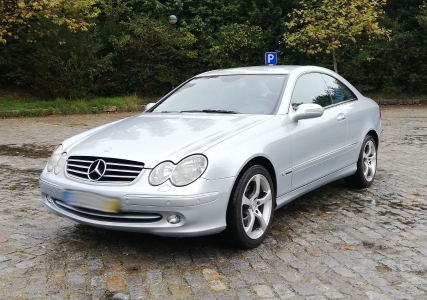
[95,5,198,96]
[1,0,427,98]
[1,24,113,99]
[208,23,264,68]
[0,0,99,44]
[340,0,427,94]
[284,0,390,72]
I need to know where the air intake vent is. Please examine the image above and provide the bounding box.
[67,156,144,183]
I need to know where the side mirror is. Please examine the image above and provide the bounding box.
[292,103,324,121]
[144,103,156,112]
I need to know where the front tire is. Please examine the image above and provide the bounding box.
[345,135,377,188]
[225,165,275,249]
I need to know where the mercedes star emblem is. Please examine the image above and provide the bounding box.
[87,159,107,181]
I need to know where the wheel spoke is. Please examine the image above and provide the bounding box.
[244,210,255,233]
[254,210,267,231]
[363,162,369,176]
[242,195,252,207]
[257,190,271,206]
[250,174,261,201]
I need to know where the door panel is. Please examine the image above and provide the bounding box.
[287,73,348,190]
[288,106,347,189]
[321,74,361,166]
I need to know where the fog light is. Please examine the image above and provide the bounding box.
[167,215,181,224]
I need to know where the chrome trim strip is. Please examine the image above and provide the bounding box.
[54,200,161,220]
[66,174,141,184]
[293,142,358,170]
[107,162,144,168]
[125,192,219,200]
[68,159,93,163]
[103,175,138,178]
[107,169,140,173]
[67,164,87,168]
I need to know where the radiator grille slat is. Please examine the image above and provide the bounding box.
[67,156,144,183]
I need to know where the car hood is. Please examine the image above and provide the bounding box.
[66,113,272,168]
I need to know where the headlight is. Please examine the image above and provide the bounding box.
[148,155,208,186]
[171,155,208,186]
[54,153,67,175]
[149,161,175,186]
[47,144,63,172]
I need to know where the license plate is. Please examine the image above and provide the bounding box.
[63,190,120,213]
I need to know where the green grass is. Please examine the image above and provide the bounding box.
[0,95,156,117]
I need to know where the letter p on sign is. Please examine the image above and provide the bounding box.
[265,52,277,65]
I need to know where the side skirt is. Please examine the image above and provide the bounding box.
[275,164,357,210]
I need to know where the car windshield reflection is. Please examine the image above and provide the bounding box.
[152,75,287,115]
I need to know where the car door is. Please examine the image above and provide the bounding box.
[287,72,348,190]
[321,74,360,167]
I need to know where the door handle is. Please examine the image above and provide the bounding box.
[337,113,346,121]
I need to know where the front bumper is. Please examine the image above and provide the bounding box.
[39,171,235,237]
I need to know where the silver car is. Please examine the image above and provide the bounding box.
[39,66,381,248]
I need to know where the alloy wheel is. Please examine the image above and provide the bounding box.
[362,140,377,182]
[241,174,273,240]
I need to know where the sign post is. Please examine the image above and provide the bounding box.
[265,52,277,65]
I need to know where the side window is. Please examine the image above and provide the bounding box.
[291,73,331,110]
[322,74,357,104]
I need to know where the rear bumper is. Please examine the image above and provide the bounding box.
[40,175,235,237]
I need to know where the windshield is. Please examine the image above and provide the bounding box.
[152,75,287,115]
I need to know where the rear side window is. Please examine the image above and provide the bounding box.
[321,74,357,104]
[291,73,331,110]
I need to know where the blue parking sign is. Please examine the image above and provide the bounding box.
[265,52,277,65]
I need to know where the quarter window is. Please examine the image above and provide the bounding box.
[291,73,330,110]
[321,74,357,104]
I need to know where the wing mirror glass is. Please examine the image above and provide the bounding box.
[293,103,324,121]
[144,103,156,112]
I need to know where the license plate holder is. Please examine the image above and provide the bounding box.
[63,190,120,213]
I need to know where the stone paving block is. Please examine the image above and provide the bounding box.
[147,283,169,299]
[0,255,10,263]
[192,288,216,300]
[273,283,296,299]
[106,277,126,292]
[227,275,247,289]
[366,291,391,300]
[127,276,147,299]
[252,284,275,298]
[239,269,265,284]
[146,269,162,284]
[91,276,106,290]
[185,275,206,288]
[235,288,255,300]
[168,283,192,299]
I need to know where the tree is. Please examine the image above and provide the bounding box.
[283,0,391,73]
[0,0,99,44]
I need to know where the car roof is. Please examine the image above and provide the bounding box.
[197,65,303,76]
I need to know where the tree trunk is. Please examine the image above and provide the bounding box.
[333,48,338,73]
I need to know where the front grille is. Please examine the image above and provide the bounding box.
[52,199,162,223]
[67,156,144,183]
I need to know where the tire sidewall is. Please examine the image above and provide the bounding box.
[357,135,377,187]
[227,165,275,248]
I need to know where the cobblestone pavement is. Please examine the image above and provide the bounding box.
[1,107,427,300]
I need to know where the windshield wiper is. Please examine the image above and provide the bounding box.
[181,109,239,114]
[158,111,181,113]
